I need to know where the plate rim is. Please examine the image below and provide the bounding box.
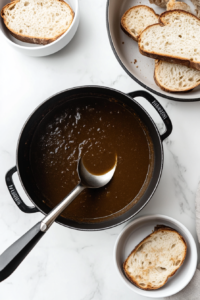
[106,0,200,102]
[113,214,198,298]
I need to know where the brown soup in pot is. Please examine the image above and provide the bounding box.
[30,98,154,223]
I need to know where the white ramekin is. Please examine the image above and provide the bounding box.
[0,0,79,56]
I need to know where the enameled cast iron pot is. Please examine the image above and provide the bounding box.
[5,86,172,231]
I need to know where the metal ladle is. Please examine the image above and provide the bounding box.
[0,157,117,282]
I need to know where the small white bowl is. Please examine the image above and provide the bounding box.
[114,214,198,298]
[0,0,79,56]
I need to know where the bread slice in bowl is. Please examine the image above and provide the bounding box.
[1,0,74,45]
[121,5,159,42]
[139,10,200,71]
[123,225,187,290]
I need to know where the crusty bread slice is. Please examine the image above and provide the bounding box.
[1,0,74,45]
[154,0,200,92]
[149,0,168,8]
[167,0,191,12]
[190,0,200,17]
[123,225,187,290]
[139,10,200,70]
[121,5,159,41]
[121,4,198,92]
[149,0,200,17]
[154,60,200,91]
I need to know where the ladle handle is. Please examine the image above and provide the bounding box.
[40,183,85,232]
[0,222,44,282]
[128,90,172,141]
[0,183,85,282]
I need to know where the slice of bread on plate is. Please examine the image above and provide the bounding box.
[149,0,168,8]
[123,225,187,290]
[154,1,200,92]
[154,60,200,91]
[121,4,200,92]
[167,0,191,11]
[139,10,200,70]
[1,0,74,45]
[121,5,159,41]
[190,0,200,17]
[149,0,191,11]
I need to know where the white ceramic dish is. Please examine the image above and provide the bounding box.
[107,0,200,101]
[114,214,198,298]
[0,0,79,56]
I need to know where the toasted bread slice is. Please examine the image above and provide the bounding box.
[150,0,200,17]
[139,10,200,70]
[154,1,198,92]
[154,60,200,92]
[123,225,187,290]
[167,0,191,12]
[121,5,159,41]
[149,0,168,8]
[1,0,74,45]
[121,4,198,92]
[188,0,200,17]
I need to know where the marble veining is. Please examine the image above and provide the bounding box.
[166,139,195,217]
[0,0,200,299]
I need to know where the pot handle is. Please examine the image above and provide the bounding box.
[127,90,172,141]
[5,167,39,213]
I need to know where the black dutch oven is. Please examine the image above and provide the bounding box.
[5,86,172,231]
[1,86,172,282]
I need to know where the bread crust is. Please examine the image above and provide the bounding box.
[121,5,159,42]
[1,0,74,45]
[123,225,187,290]
[138,10,200,71]
[120,23,138,42]
[154,60,198,92]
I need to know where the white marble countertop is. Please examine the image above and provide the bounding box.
[0,1,200,299]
